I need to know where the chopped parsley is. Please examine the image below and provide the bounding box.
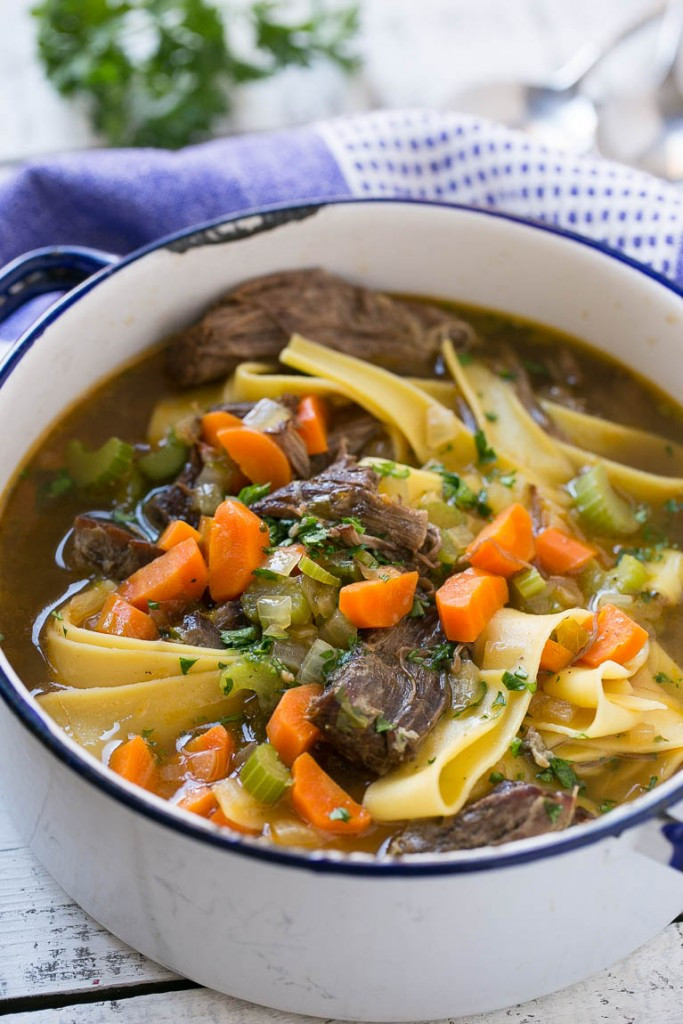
[238,482,270,506]
[492,691,507,710]
[375,715,396,734]
[502,668,536,693]
[457,352,474,366]
[489,771,505,784]
[655,672,672,684]
[536,755,584,793]
[407,640,456,670]
[653,735,669,743]
[509,737,524,757]
[498,471,516,489]
[147,600,160,610]
[42,468,74,499]
[408,596,429,618]
[646,775,659,791]
[252,567,278,580]
[432,464,491,518]
[484,411,498,423]
[599,800,617,815]
[543,799,563,824]
[221,626,260,649]
[341,516,365,534]
[474,429,497,464]
[179,657,198,676]
[373,460,410,479]
[328,806,351,822]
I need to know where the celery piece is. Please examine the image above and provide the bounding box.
[615,553,649,594]
[67,437,134,489]
[138,433,188,482]
[569,464,638,535]
[219,658,284,710]
[299,554,342,587]
[240,744,291,804]
[511,566,546,601]
[242,577,312,627]
[419,497,466,530]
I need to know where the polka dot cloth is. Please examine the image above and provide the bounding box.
[318,109,683,282]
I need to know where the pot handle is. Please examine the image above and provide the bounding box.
[0,246,118,325]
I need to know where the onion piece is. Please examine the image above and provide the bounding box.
[299,638,337,684]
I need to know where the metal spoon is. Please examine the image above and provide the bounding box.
[450,3,669,155]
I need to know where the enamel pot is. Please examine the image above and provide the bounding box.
[0,201,682,1022]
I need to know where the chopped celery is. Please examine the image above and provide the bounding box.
[318,608,357,649]
[418,497,466,530]
[569,464,638,535]
[67,437,134,489]
[138,432,188,482]
[299,575,338,620]
[219,657,286,710]
[577,558,605,598]
[615,553,649,594]
[438,524,474,566]
[257,595,292,634]
[242,577,312,627]
[240,743,291,803]
[511,566,546,601]
[299,554,341,587]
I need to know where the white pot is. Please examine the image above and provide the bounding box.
[0,201,682,1022]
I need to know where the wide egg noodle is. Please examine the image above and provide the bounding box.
[363,607,591,821]
[280,334,477,467]
[45,605,234,687]
[37,670,239,756]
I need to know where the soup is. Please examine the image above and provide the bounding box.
[1,268,682,856]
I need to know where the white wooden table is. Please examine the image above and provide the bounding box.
[1,790,681,1022]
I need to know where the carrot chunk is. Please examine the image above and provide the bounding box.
[466,502,535,577]
[266,684,323,767]
[119,537,209,610]
[157,519,202,551]
[338,570,418,629]
[291,753,371,835]
[96,594,159,640]
[208,497,268,602]
[535,528,596,576]
[296,395,329,455]
[539,638,574,674]
[216,426,292,491]
[579,604,649,668]
[435,567,508,642]
[109,736,157,790]
[201,410,243,447]
[184,724,233,783]
[177,786,219,818]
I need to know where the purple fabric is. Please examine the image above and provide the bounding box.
[0,127,348,265]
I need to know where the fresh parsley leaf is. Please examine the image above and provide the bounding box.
[221,626,260,649]
[372,460,410,479]
[431,464,492,518]
[474,429,497,464]
[328,806,351,822]
[484,411,498,423]
[543,799,563,824]
[537,755,584,792]
[655,671,672,684]
[407,640,457,670]
[492,691,507,710]
[147,600,160,610]
[179,657,198,676]
[509,737,523,757]
[653,735,669,743]
[341,516,365,534]
[375,715,396,734]
[646,775,659,791]
[502,669,536,693]
[238,482,271,506]
[599,800,617,815]
[409,596,429,618]
[489,771,505,784]
[252,567,279,580]
[43,468,74,499]
[498,471,516,489]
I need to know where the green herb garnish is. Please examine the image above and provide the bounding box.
[238,482,271,506]
[328,806,351,822]
[179,657,198,675]
[474,429,497,464]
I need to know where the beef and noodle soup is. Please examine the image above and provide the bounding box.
[1,269,682,856]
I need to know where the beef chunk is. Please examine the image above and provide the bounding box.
[174,612,223,649]
[212,600,247,631]
[70,516,162,581]
[309,614,449,776]
[166,268,476,386]
[387,781,577,855]
[252,455,434,561]
[143,447,202,529]
[325,407,386,462]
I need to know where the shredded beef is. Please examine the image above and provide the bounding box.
[69,516,162,581]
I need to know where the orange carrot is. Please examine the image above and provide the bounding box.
[119,538,209,610]
[96,594,159,641]
[296,395,329,455]
[266,684,323,767]
[539,638,574,673]
[197,514,214,556]
[535,528,596,576]
[291,753,371,835]
[208,498,269,602]
[184,725,234,783]
[109,736,157,790]
[435,567,508,642]
[157,519,202,551]
[177,786,219,818]
[466,502,535,577]
[338,570,418,629]
[579,604,649,668]
[201,409,243,447]
[217,426,292,491]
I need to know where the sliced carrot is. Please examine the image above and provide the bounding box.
[201,409,243,447]
[216,426,292,491]
[435,567,508,642]
[119,537,209,610]
[296,394,329,455]
[184,724,234,783]
[338,570,418,629]
[208,497,269,602]
[96,594,159,641]
[466,502,535,577]
[197,514,214,556]
[535,528,596,576]
[578,604,649,668]
[291,753,371,835]
[539,638,574,674]
[157,518,202,551]
[109,736,157,790]
[266,684,323,767]
[177,786,219,818]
